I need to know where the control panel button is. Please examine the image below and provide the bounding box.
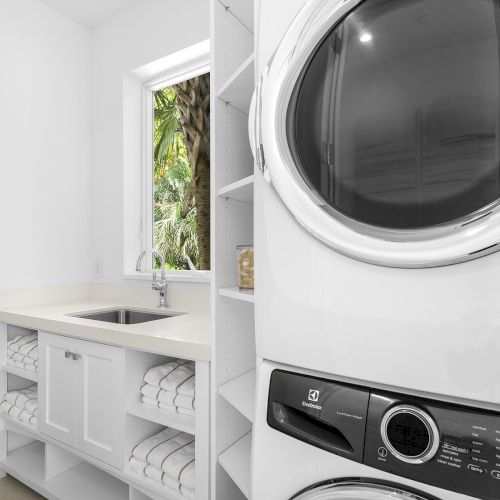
[378,447,388,458]
[467,464,487,474]
[491,470,500,480]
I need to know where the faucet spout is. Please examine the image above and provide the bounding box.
[136,249,166,281]
[136,249,168,308]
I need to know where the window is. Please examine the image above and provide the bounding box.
[151,74,210,271]
[123,41,210,281]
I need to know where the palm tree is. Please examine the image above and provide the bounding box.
[153,74,211,270]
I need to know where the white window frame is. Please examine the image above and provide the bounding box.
[123,40,211,283]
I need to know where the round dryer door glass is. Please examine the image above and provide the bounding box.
[288,0,500,230]
[292,480,437,500]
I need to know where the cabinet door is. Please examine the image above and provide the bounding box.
[38,332,79,447]
[75,339,124,468]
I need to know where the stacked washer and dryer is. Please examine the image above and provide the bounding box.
[250,0,500,499]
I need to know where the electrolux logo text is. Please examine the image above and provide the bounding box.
[302,388,322,410]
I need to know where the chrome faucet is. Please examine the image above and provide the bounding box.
[136,249,168,308]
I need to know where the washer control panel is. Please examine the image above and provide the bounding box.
[268,369,500,500]
[365,392,499,500]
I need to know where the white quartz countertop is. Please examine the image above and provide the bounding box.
[0,300,210,361]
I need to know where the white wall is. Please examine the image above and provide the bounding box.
[91,0,210,284]
[0,0,92,289]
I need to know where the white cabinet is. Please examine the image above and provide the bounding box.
[38,332,124,469]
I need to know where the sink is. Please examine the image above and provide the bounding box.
[72,308,178,325]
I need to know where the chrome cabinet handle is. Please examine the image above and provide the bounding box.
[71,353,81,361]
[65,351,72,359]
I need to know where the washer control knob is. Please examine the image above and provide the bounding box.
[381,405,439,464]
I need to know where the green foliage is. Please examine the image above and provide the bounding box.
[153,88,199,270]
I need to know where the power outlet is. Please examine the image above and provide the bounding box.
[95,259,103,279]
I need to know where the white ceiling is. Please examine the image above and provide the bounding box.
[38,0,143,28]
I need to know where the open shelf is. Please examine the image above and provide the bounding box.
[218,287,254,303]
[219,370,255,422]
[219,432,252,499]
[0,441,45,492]
[2,364,38,382]
[0,441,129,500]
[126,402,195,435]
[218,175,254,203]
[217,53,255,114]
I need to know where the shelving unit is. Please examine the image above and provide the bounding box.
[0,327,210,500]
[211,0,256,498]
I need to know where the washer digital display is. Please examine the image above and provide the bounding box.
[386,412,430,457]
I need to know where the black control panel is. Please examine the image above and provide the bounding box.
[268,369,500,500]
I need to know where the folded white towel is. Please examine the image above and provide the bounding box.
[142,396,159,407]
[162,442,195,482]
[25,399,38,415]
[4,386,37,408]
[19,339,38,356]
[162,475,181,492]
[129,456,147,476]
[24,363,37,373]
[177,407,195,417]
[157,391,195,411]
[148,433,193,471]
[180,486,195,499]
[143,359,189,387]
[140,383,161,400]
[158,403,176,414]
[7,350,24,362]
[177,375,195,397]
[180,460,195,491]
[27,345,39,361]
[144,464,164,483]
[7,334,37,354]
[131,428,180,462]
[159,363,195,393]
[30,416,37,426]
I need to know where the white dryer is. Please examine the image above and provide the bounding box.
[252,0,500,403]
[252,361,499,500]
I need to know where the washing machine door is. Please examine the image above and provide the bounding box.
[291,479,439,500]
[255,0,500,267]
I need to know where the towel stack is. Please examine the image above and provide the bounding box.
[7,334,39,372]
[141,360,195,416]
[0,385,38,427]
[129,428,195,498]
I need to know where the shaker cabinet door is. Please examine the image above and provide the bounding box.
[38,332,79,447]
[75,339,124,468]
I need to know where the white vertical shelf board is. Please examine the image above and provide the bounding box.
[195,361,210,500]
[218,175,254,203]
[218,369,256,422]
[218,432,252,499]
[218,54,255,114]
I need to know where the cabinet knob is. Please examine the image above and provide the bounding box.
[64,351,72,359]
[72,353,81,361]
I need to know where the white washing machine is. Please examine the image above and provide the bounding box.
[251,0,500,405]
[252,361,499,500]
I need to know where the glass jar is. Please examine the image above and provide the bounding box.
[237,245,254,290]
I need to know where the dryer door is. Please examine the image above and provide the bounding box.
[291,479,438,500]
[256,0,500,267]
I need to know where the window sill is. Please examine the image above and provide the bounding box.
[123,271,211,284]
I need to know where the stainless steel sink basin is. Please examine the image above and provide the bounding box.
[73,308,178,325]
